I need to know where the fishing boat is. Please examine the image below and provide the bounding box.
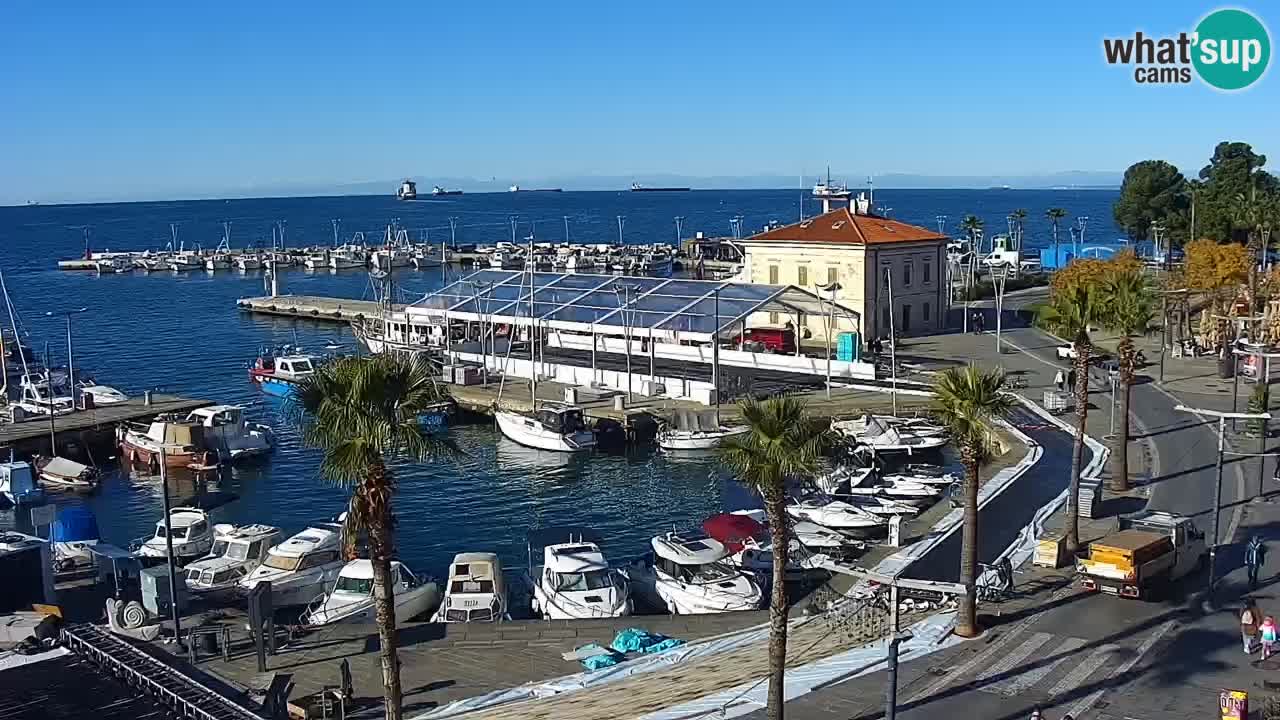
[304,559,441,626]
[526,527,630,620]
[94,257,131,274]
[170,251,204,272]
[235,253,263,271]
[205,241,233,271]
[329,244,366,270]
[249,352,318,398]
[303,250,330,269]
[133,507,215,566]
[33,455,98,491]
[625,531,762,614]
[135,254,174,272]
[184,524,282,596]
[118,405,272,467]
[433,552,509,623]
[239,521,346,606]
[0,461,44,506]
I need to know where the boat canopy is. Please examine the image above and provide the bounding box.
[52,505,99,542]
[652,532,731,565]
[527,525,604,549]
[702,513,765,553]
[42,457,90,479]
[406,269,861,341]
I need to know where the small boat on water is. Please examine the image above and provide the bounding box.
[134,254,174,272]
[434,552,509,623]
[15,372,75,416]
[94,257,131,274]
[249,351,319,398]
[495,403,596,453]
[526,527,630,620]
[304,559,441,626]
[170,251,204,272]
[785,495,888,538]
[329,244,366,270]
[397,179,418,201]
[657,409,748,450]
[118,405,273,468]
[303,250,329,269]
[184,523,282,596]
[235,253,263,271]
[703,513,831,578]
[77,381,128,405]
[626,531,763,614]
[238,521,346,606]
[831,414,948,439]
[730,509,853,552]
[33,455,98,491]
[0,461,44,506]
[133,507,215,566]
[838,417,948,455]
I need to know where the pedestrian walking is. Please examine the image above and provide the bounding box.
[1066,368,1077,393]
[1054,369,1066,391]
[1242,598,1263,654]
[1262,616,1278,659]
[977,313,986,333]
[1247,535,1268,590]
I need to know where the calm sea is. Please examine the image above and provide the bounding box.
[0,188,1119,574]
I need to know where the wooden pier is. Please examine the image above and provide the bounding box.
[236,295,401,323]
[0,393,210,454]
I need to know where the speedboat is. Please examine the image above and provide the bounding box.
[184,524,282,596]
[879,471,959,488]
[0,461,44,505]
[728,509,856,553]
[527,527,630,620]
[33,455,98,492]
[842,480,942,507]
[50,505,99,571]
[657,425,749,451]
[847,418,948,455]
[785,495,887,539]
[495,402,596,453]
[703,513,830,578]
[238,521,346,606]
[133,507,215,566]
[304,559,441,626]
[185,405,273,461]
[433,552,509,623]
[78,381,128,405]
[626,531,762,614]
[249,352,318,398]
[836,494,922,516]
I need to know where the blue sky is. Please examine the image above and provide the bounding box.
[2,1,1276,203]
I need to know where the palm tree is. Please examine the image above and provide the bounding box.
[1046,208,1067,261]
[290,354,456,720]
[1011,208,1028,250]
[1235,187,1268,325]
[961,214,985,250]
[719,397,829,720]
[1041,284,1102,553]
[1099,269,1155,492]
[932,366,1014,637]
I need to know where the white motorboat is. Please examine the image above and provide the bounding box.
[411,250,443,269]
[727,509,855,552]
[0,461,43,505]
[34,455,98,491]
[94,257,131,274]
[303,251,330,269]
[847,418,948,455]
[329,244,366,270]
[183,405,273,461]
[205,254,232,271]
[133,507,215,565]
[626,531,762,614]
[495,403,596,453]
[238,521,346,606]
[880,471,959,487]
[813,466,877,495]
[832,414,947,439]
[184,524,282,595]
[78,380,128,405]
[434,552,509,623]
[703,514,830,578]
[236,253,264,271]
[135,254,174,272]
[170,251,204,272]
[657,425,749,451]
[841,479,941,507]
[488,250,523,269]
[785,495,887,538]
[15,373,74,416]
[305,559,441,626]
[527,528,630,620]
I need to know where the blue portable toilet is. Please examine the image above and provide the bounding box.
[836,332,860,362]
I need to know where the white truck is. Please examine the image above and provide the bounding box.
[1076,511,1206,600]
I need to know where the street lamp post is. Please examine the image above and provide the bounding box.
[1174,405,1271,606]
[158,447,184,649]
[991,264,1009,357]
[817,282,842,400]
[613,284,639,403]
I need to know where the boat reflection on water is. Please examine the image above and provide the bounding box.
[494,438,577,475]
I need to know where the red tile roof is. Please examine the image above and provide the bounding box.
[745,207,947,245]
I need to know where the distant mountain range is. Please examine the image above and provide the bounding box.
[5,171,1123,206]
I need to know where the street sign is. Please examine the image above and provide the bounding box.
[29,504,56,529]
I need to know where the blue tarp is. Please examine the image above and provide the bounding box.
[576,628,687,671]
[51,505,99,543]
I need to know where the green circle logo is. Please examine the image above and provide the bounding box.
[1192,8,1271,90]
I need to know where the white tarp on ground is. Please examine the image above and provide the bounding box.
[0,647,68,672]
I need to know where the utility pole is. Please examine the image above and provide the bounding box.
[158,447,184,650]
[1174,405,1270,607]
[992,265,1009,358]
[818,282,841,399]
[886,266,898,416]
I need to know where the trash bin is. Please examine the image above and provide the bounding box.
[1219,355,1235,379]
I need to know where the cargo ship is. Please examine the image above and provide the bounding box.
[432,186,463,196]
[631,183,690,192]
[397,180,418,200]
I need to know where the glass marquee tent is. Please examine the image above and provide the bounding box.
[406,270,861,341]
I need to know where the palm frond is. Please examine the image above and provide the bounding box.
[931,366,1016,451]
[718,396,830,497]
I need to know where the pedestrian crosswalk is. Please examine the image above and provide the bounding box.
[912,620,1177,718]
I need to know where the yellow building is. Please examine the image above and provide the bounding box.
[739,202,950,342]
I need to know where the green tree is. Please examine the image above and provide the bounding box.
[1099,269,1155,491]
[1046,208,1068,259]
[1196,142,1279,243]
[291,354,456,720]
[719,397,829,720]
[1041,284,1103,553]
[931,366,1015,638]
[1113,160,1189,241]
[961,214,985,249]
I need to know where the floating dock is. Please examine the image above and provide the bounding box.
[236,295,400,323]
[0,393,210,455]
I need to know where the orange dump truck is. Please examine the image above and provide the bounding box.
[1076,512,1206,600]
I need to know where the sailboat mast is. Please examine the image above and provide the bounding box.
[0,269,31,381]
[527,225,537,411]
[712,285,721,425]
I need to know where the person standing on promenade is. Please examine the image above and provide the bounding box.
[1261,616,1277,659]
[1054,369,1066,391]
[1242,598,1263,654]
[1247,535,1268,590]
